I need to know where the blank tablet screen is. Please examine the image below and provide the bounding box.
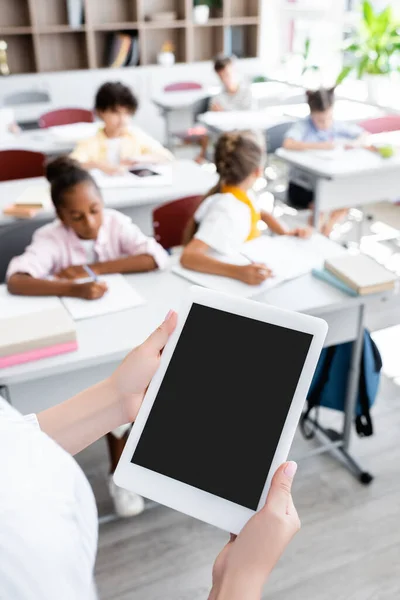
[131,304,313,510]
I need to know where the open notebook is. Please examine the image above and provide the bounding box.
[61,274,145,320]
[0,286,77,368]
[173,234,345,298]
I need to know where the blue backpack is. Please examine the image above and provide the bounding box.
[301,330,382,438]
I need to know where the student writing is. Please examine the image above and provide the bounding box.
[196,54,255,163]
[71,81,173,175]
[283,87,366,236]
[182,131,311,284]
[6,157,169,517]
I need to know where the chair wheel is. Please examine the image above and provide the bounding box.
[360,472,374,485]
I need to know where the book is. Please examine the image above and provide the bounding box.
[3,184,52,219]
[0,287,77,368]
[107,33,133,68]
[324,254,397,295]
[61,274,144,320]
[311,268,358,296]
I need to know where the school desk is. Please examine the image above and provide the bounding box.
[0,159,218,235]
[1,249,398,484]
[197,109,295,135]
[0,123,99,157]
[276,139,400,228]
[281,99,384,123]
[153,82,304,148]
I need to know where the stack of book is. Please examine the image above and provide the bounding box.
[3,184,51,219]
[107,32,139,68]
[0,289,77,369]
[312,254,397,296]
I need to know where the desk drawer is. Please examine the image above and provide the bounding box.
[322,306,360,347]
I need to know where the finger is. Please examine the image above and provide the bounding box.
[144,310,178,354]
[265,461,297,514]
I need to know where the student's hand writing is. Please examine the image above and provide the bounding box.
[56,265,93,280]
[73,281,108,300]
[237,264,273,285]
[317,141,336,150]
[109,310,178,424]
[211,102,224,112]
[288,227,313,239]
[209,462,300,600]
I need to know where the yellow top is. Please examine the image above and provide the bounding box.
[221,184,261,242]
[70,126,174,164]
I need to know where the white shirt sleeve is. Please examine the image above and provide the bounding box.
[194,195,251,255]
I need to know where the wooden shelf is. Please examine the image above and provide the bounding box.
[36,25,86,34]
[193,18,225,27]
[0,0,261,73]
[92,22,140,32]
[193,25,224,61]
[37,32,89,72]
[2,34,36,73]
[141,20,188,30]
[0,26,33,35]
[228,0,260,18]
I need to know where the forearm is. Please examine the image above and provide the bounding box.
[181,251,241,280]
[283,139,327,151]
[38,378,124,455]
[261,211,288,235]
[7,274,79,297]
[92,255,157,275]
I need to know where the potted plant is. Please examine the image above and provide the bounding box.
[336,0,400,104]
[157,41,175,66]
[193,0,223,25]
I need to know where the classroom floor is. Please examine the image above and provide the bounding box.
[75,199,400,600]
[77,374,400,600]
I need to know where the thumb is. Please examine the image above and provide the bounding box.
[144,310,178,354]
[265,461,297,513]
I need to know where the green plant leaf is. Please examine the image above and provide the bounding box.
[357,54,370,78]
[336,65,353,86]
[362,0,375,31]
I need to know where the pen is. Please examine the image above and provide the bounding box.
[83,265,98,282]
[240,253,272,277]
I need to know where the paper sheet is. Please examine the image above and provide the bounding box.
[173,234,345,298]
[61,274,145,320]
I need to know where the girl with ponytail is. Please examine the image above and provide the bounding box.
[181,131,310,285]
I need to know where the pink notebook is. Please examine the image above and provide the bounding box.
[0,341,78,369]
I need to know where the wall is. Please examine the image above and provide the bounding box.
[0,58,263,143]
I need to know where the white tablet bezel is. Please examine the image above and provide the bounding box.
[114,286,328,534]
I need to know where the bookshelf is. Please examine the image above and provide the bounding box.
[0,0,262,74]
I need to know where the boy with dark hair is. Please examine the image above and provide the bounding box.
[71,81,173,175]
[211,54,254,112]
[195,55,254,162]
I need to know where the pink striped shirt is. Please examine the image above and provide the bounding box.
[6,209,169,280]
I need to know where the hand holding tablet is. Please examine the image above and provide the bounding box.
[114,286,327,534]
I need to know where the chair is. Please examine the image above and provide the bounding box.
[358,115,400,134]
[38,108,94,129]
[152,195,203,250]
[0,150,46,182]
[3,90,51,106]
[163,82,209,149]
[0,217,52,283]
[265,120,295,155]
[164,82,203,92]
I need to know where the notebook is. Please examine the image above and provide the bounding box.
[173,234,345,298]
[61,274,145,320]
[324,254,397,295]
[312,268,358,297]
[0,287,77,368]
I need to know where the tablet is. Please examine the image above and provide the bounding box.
[114,286,327,533]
